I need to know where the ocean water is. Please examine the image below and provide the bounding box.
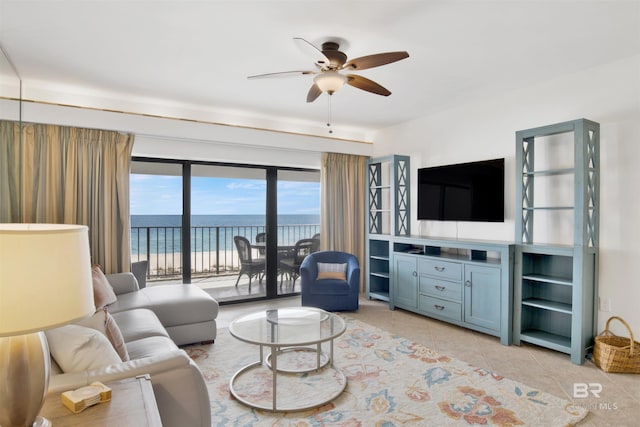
[131,214,319,227]
[131,214,320,255]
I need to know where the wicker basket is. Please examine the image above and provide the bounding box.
[593,316,640,374]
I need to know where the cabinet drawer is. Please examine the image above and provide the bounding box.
[419,276,462,301]
[418,258,462,281]
[419,295,462,321]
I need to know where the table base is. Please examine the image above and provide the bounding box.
[229,345,347,412]
[265,346,330,373]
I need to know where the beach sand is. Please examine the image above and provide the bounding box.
[134,249,242,276]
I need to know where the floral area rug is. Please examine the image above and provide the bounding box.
[185,316,588,426]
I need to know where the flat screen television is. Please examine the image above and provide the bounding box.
[417,158,504,222]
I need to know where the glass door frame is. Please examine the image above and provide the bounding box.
[132,156,318,304]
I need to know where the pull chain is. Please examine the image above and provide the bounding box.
[327,94,333,134]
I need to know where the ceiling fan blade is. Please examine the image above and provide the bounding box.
[248,70,316,79]
[344,51,409,71]
[346,74,391,96]
[293,37,331,67]
[306,83,322,103]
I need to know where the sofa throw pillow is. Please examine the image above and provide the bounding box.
[76,309,129,362]
[104,310,129,361]
[75,308,108,332]
[92,265,117,309]
[317,262,348,280]
[45,324,122,373]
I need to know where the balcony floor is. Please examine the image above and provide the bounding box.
[146,273,299,303]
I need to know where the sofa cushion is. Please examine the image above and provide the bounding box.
[125,336,179,360]
[111,308,169,343]
[310,279,351,295]
[45,324,122,373]
[109,285,219,328]
[92,265,117,309]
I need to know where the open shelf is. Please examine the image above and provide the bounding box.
[367,237,392,302]
[520,329,571,353]
[522,253,573,283]
[523,206,574,211]
[522,298,572,314]
[366,155,410,237]
[522,274,573,286]
[368,290,390,301]
[524,167,575,176]
[393,242,502,265]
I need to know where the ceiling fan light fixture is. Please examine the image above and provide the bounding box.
[314,71,347,94]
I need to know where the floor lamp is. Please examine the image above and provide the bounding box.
[0,224,95,427]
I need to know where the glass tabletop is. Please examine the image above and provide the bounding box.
[229,307,346,346]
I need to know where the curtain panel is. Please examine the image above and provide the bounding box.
[320,152,367,292]
[0,120,134,273]
[0,121,21,222]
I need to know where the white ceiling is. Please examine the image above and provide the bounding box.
[1,0,639,138]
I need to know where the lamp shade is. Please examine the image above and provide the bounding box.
[0,224,95,336]
[314,71,347,94]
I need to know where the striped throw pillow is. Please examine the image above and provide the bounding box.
[317,262,347,280]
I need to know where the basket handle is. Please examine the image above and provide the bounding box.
[604,316,635,352]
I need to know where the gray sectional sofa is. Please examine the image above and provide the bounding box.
[46,272,219,427]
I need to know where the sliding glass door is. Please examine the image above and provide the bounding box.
[276,170,321,295]
[191,164,267,302]
[130,158,319,304]
[130,161,183,281]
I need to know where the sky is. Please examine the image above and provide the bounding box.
[130,175,320,216]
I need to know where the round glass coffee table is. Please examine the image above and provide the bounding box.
[228,307,347,412]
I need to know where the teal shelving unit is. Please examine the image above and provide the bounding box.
[513,118,599,364]
[365,155,410,302]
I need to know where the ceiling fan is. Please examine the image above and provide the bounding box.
[248,38,410,103]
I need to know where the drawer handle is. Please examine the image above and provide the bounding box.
[434,305,445,311]
[435,285,446,291]
[434,266,445,272]
[465,280,472,287]
[412,271,418,277]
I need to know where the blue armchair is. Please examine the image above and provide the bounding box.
[300,251,360,311]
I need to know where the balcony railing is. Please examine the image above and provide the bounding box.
[131,224,320,281]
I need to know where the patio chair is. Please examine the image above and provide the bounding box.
[233,235,265,288]
[279,237,320,288]
[255,232,266,257]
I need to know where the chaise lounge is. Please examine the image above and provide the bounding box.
[106,271,219,345]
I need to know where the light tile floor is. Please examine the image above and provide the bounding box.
[216,296,640,426]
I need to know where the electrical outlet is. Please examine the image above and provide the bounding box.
[599,297,611,312]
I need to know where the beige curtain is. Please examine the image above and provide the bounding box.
[320,152,367,292]
[0,120,134,273]
[0,121,21,222]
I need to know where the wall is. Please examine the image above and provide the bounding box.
[372,54,640,335]
[0,99,373,169]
